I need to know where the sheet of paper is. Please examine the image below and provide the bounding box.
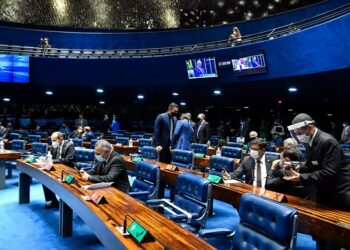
[82,182,114,190]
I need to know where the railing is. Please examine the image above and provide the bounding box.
[0,3,349,59]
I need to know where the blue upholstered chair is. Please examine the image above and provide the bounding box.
[221,146,242,159]
[345,153,350,164]
[210,136,220,148]
[171,149,193,169]
[191,143,208,155]
[129,161,160,201]
[33,131,48,138]
[143,133,154,139]
[131,134,143,140]
[9,133,21,140]
[90,139,98,149]
[134,131,145,135]
[139,138,152,148]
[227,142,243,148]
[209,155,235,177]
[72,138,83,147]
[74,148,95,170]
[94,132,103,138]
[115,137,129,146]
[341,144,350,152]
[199,193,298,250]
[31,142,48,156]
[147,172,212,232]
[114,133,123,138]
[27,135,41,143]
[15,130,29,138]
[265,151,280,162]
[141,146,158,160]
[5,139,25,178]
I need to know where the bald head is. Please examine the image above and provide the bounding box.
[95,139,113,158]
[197,113,205,121]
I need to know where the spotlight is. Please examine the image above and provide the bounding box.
[213,90,222,95]
[45,91,53,95]
[137,95,144,100]
[288,87,298,92]
[172,92,179,96]
[99,101,105,104]
[3,97,10,102]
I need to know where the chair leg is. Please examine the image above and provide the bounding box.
[7,166,12,178]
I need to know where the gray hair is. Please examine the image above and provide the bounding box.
[51,131,63,139]
[284,138,297,148]
[95,139,113,152]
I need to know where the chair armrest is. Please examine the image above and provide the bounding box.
[198,228,234,238]
[169,213,188,222]
[145,199,168,206]
[129,191,150,198]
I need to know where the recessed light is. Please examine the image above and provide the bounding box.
[172,92,179,96]
[96,88,104,93]
[99,101,105,104]
[213,90,221,95]
[137,95,144,99]
[3,98,10,102]
[327,113,333,117]
[46,91,53,95]
[180,102,186,106]
[288,109,294,112]
[288,87,298,92]
[243,106,249,109]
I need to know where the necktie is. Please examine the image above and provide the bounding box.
[197,122,203,137]
[256,160,262,187]
[170,117,173,139]
[58,147,62,159]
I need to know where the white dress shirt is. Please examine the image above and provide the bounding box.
[253,154,267,188]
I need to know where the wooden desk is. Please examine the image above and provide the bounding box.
[207,147,216,156]
[4,141,32,150]
[16,160,214,250]
[123,156,350,249]
[83,142,138,155]
[0,150,21,189]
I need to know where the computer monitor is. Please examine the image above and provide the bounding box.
[232,50,267,76]
[186,57,218,79]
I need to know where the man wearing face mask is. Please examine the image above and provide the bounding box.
[153,103,178,163]
[43,131,75,208]
[80,140,130,193]
[283,113,350,210]
[222,138,275,188]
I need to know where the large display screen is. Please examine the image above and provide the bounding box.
[186,57,218,79]
[231,51,267,76]
[0,55,29,83]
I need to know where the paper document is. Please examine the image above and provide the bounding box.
[82,182,114,190]
[224,179,241,184]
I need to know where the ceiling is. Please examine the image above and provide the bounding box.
[0,0,326,30]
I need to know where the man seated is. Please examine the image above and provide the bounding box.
[43,131,75,208]
[82,126,95,141]
[0,122,8,141]
[69,126,83,139]
[80,140,130,193]
[222,138,273,188]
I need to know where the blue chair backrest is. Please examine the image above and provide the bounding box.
[31,142,48,156]
[115,137,129,145]
[72,138,83,147]
[90,139,98,149]
[129,161,160,200]
[221,146,242,159]
[265,151,280,161]
[94,132,103,138]
[27,135,41,143]
[210,136,220,148]
[143,133,154,139]
[74,148,95,162]
[9,133,21,140]
[232,193,297,250]
[15,130,29,138]
[141,146,158,160]
[131,134,143,140]
[11,139,25,151]
[191,143,208,155]
[227,142,243,148]
[33,131,48,138]
[134,131,145,135]
[209,155,234,176]
[139,138,152,148]
[174,173,211,229]
[341,144,350,152]
[171,149,193,169]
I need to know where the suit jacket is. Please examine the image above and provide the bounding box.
[74,118,88,128]
[50,140,75,167]
[230,154,273,187]
[299,129,350,205]
[195,121,210,144]
[0,126,8,139]
[87,150,130,193]
[153,112,177,148]
[82,131,95,141]
[171,120,194,151]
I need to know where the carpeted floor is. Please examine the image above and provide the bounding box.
[0,169,316,250]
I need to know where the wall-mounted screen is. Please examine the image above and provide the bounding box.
[0,54,29,83]
[186,57,218,79]
[232,51,267,76]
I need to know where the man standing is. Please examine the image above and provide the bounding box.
[43,131,75,208]
[153,103,178,163]
[195,113,210,144]
[111,115,120,133]
[75,114,88,128]
[0,122,8,141]
[284,113,350,210]
[81,140,130,193]
[223,138,277,188]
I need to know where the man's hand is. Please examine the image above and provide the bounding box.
[156,146,163,152]
[272,159,281,170]
[283,169,300,182]
[80,170,90,181]
[221,169,231,180]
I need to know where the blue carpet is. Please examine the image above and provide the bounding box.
[0,169,316,249]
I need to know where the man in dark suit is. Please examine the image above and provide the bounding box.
[223,138,276,188]
[153,103,178,163]
[284,113,350,210]
[43,131,75,208]
[195,113,210,144]
[81,140,130,193]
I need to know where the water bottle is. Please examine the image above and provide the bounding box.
[46,151,53,165]
[207,140,210,148]
[0,140,4,152]
[216,147,221,156]
[226,136,230,144]
[128,138,133,147]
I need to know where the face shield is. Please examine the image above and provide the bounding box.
[287,120,314,144]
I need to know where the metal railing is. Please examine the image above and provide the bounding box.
[0,3,349,59]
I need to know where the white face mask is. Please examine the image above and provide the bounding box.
[250,149,260,160]
[52,141,60,148]
[95,154,105,162]
[297,134,311,144]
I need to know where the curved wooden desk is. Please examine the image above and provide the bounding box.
[16,159,214,250]
[0,150,21,189]
[123,156,350,249]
